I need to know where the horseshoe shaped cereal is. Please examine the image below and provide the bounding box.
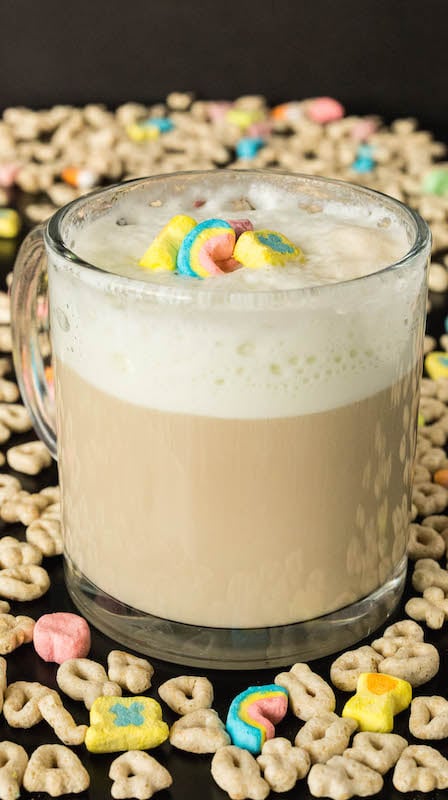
[109,751,172,800]
[275,663,336,720]
[0,741,28,800]
[107,650,154,694]
[158,674,213,715]
[257,737,310,793]
[23,744,90,796]
[57,658,121,709]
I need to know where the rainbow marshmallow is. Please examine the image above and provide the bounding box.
[226,685,289,755]
[177,218,236,278]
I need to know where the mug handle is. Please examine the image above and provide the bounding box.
[10,224,57,459]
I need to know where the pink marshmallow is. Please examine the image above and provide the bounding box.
[307,97,345,124]
[351,118,379,142]
[208,101,233,123]
[0,164,20,188]
[227,218,254,238]
[33,612,91,663]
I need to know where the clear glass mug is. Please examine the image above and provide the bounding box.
[11,171,430,669]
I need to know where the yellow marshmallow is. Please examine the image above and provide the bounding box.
[139,214,197,271]
[342,672,412,733]
[233,229,304,269]
[85,696,169,753]
[0,209,21,239]
[425,352,448,380]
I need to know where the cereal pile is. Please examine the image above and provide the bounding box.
[1,95,448,798]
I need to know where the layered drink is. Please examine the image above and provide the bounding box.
[46,171,428,657]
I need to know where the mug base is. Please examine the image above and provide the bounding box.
[65,556,407,669]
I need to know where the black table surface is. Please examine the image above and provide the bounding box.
[2,233,448,800]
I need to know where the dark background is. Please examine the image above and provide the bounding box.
[1,0,448,135]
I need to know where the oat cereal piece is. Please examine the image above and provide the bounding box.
[412,482,448,515]
[0,475,20,505]
[0,403,32,432]
[158,675,212,715]
[413,558,448,592]
[0,564,50,601]
[0,358,11,378]
[414,464,432,483]
[418,422,448,447]
[275,663,336,720]
[343,732,408,774]
[383,619,424,641]
[419,447,447,472]
[257,737,310,792]
[170,708,230,753]
[406,586,448,629]
[436,378,448,402]
[7,440,52,475]
[109,751,172,800]
[34,612,91,663]
[330,646,383,691]
[393,744,448,792]
[0,614,35,655]
[307,754,383,800]
[40,485,60,504]
[211,745,270,800]
[424,335,436,354]
[38,691,88,745]
[409,695,448,739]
[0,741,28,800]
[0,536,42,568]
[379,641,439,687]
[422,514,448,547]
[1,490,49,525]
[0,327,12,352]
[420,378,438,397]
[295,713,358,764]
[0,602,10,614]
[23,744,90,796]
[407,524,446,560]
[57,657,121,709]
[0,380,18,403]
[3,681,56,727]
[108,650,154,694]
[420,396,446,422]
[0,656,6,712]
[26,517,63,556]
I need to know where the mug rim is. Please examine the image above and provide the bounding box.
[44,169,431,301]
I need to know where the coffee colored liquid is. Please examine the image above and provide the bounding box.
[55,358,417,629]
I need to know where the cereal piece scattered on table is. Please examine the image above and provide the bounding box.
[0,403,32,432]
[379,641,440,687]
[412,558,448,592]
[236,137,265,160]
[306,97,345,124]
[0,564,50,601]
[57,657,121,709]
[275,662,336,720]
[109,751,173,800]
[0,536,42,567]
[0,379,18,403]
[330,646,383,691]
[344,731,408,774]
[428,262,448,292]
[170,708,230,754]
[0,490,49,526]
[409,695,448,739]
[393,745,448,792]
[257,737,310,792]
[0,475,21,505]
[425,351,448,381]
[211,745,270,800]
[295,713,358,764]
[412,481,448,515]
[85,695,169,754]
[0,614,35,655]
[139,214,196,271]
[26,516,63,556]
[342,672,411,732]
[406,586,448,629]
[307,754,383,800]
[61,166,98,190]
[38,691,88,745]
[6,440,52,475]
[0,327,12,353]
[226,685,288,754]
[33,612,91,663]
[3,681,56,728]
[0,209,20,238]
[0,741,28,800]
[23,744,90,797]
[158,674,212,715]
[108,650,154,694]
[407,524,446,560]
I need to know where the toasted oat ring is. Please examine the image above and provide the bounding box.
[0,564,50,601]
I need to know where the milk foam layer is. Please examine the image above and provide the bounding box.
[49,180,427,418]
